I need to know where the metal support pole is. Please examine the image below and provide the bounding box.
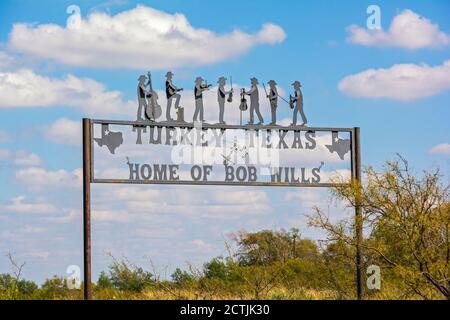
[352,127,363,300]
[82,118,93,300]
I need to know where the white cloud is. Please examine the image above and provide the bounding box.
[283,189,335,212]
[26,251,50,260]
[0,51,17,69]
[0,69,133,116]
[89,185,273,221]
[44,118,82,146]
[285,190,321,203]
[0,148,11,159]
[113,187,162,201]
[210,191,270,205]
[14,151,42,166]
[0,149,42,166]
[9,5,286,69]
[0,129,10,143]
[346,9,450,49]
[0,195,58,214]
[15,167,82,192]
[44,209,80,223]
[20,225,48,233]
[92,209,130,222]
[429,143,450,155]
[338,60,450,101]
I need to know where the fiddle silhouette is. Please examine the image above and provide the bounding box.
[239,88,248,111]
[227,76,233,103]
[217,76,233,124]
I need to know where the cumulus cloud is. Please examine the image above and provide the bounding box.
[346,9,450,49]
[338,60,450,101]
[0,69,133,116]
[0,129,10,143]
[0,51,17,69]
[9,5,286,69]
[44,209,80,223]
[429,143,450,155]
[15,167,82,192]
[44,118,82,146]
[0,148,42,166]
[284,190,325,211]
[14,151,42,166]
[0,195,58,214]
[88,185,273,221]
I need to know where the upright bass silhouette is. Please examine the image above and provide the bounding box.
[145,71,162,121]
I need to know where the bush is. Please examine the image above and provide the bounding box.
[0,274,38,299]
[107,258,153,292]
[171,268,195,285]
[97,271,114,289]
[40,276,68,299]
[203,257,230,280]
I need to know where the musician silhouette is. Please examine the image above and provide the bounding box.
[165,71,182,122]
[193,76,210,122]
[290,81,307,126]
[244,77,264,125]
[136,75,151,121]
[267,80,278,125]
[217,76,233,124]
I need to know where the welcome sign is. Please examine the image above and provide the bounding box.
[91,120,353,187]
[80,71,362,300]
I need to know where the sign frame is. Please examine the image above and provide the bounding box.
[82,118,363,300]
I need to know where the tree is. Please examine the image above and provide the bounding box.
[309,155,449,299]
[97,271,113,289]
[171,268,195,285]
[41,276,68,299]
[203,257,230,280]
[107,256,153,292]
[234,229,320,266]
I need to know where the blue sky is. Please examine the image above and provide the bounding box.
[0,0,449,283]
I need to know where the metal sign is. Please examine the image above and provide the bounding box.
[81,72,363,300]
[90,120,353,188]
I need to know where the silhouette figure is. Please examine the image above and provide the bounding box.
[326,132,350,160]
[290,81,307,126]
[266,80,278,125]
[136,75,151,121]
[145,71,162,121]
[244,77,264,125]
[94,124,123,154]
[165,71,183,122]
[193,76,211,122]
[217,76,233,124]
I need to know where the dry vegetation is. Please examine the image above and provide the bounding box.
[1,156,448,300]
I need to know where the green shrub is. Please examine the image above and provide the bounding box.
[40,276,68,299]
[107,259,153,292]
[171,268,195,285]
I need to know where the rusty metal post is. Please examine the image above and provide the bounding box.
[351,127,363,300]
[82,118,93,300]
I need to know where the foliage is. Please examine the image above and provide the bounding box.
[40,276,69,299]
[103,257,154,292]
[0,273,38,299]
[1,156,447,300]
[309,155,449,300]
[171,268,195,285]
